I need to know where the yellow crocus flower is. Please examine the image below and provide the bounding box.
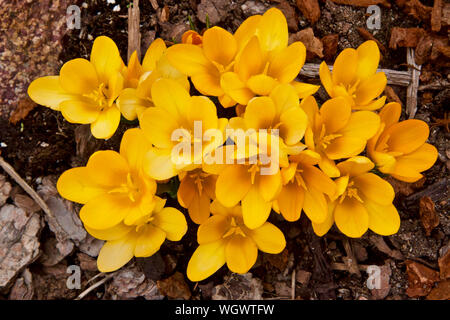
[312,156,400,238]
[367,102,438,182]
[319,40,387,110]
[302,96,380,177]
[273,150,336,224]
[177,168,217,224]
[28,36,125,139]
[117,38,190,121]
[139,78,228,180]
[187,200,285,281]
[181,30,203,46]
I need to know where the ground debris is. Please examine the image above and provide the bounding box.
[419,196,440,236]
[329,0,390,7]
[197,0,231,25]
[108,263,164,300]
[277,0,299,31]
[0,174,12,206]
[212,273,263,300]
[32,263,77,299]
[405,260,440,297]
[157,271,191,300]
[296,0,320,24]
[384,85,402,104]
[395,0,432,22]
[0,204,43,290]
[438,243,450,279]
[389,27,427,50]
[370,262,392,300]
[290,28,323,59]
[369,235,404,260]
[8,268,34,300]
[321,34,339,62]
[426,279,450,300]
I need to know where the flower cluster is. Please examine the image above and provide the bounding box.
[28,8,437,282]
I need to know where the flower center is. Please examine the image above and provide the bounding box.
[83,83,109,110]
[188,170,210,195]
[109,173,141,202]
[248,163,260,184]
[222,217,246,238]
[339,181,363,203]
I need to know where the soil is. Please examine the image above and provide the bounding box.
[0,0,448,300]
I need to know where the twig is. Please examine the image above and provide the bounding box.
[0,156,54,219]
[406,48,421,119]
[87,272,106,284]
[127,0,141,62]
[342,239,361,277]
[301,63,412,86]
[331,263,371,272]
[75,273,115,300]
[291,269,296,300]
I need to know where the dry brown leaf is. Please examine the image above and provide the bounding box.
[389,27,427,50]
[296,0,320,24]
[426,279,450,300]
[419,196,440,236]
[290,28,323,59]
[405,260,440,297]
[9,97,36,125]
[157,272,191,300]
[321,34,339,62]
[431,0,442,31]
[330,0,391,7]
[159,5,169,23]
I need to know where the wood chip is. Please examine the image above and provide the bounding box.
[385,85,402,104]
[321,34,339,62]
[426,279,450,300]
[405,260,440,297]
[9,97,36,125]
[431,0,442,32]
[296,0,320,24]
[330,0,391,8]
[389,27,427,49]
[157,272,191,300]
[277,0,299,31]
[290,28,323,59]
[419,196,440,236]
[357,27,387,55]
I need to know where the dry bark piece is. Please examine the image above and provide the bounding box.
[385,85,402,104]
[39,236,73,267]
[290,28,323,59]
[321,34,339,62]
[197,0,230,25]
[370,263,392,300]
[442,3,450,26]
[212,273,263,300]
[395,0,432,22]
[78,234,104,258]
[415,35,449,65]
[157,272,191,300]
[277,0,299,31]
[0,204,42,290]
[419,196,440,236]
[77,253,97,272]
[264,248,289,271]
[431,0,442,32]
[296,0,320,24]
[108,264,163,300]
[426,279,450,300]
[32,263,77,299]
[389,27,427,50]
[405,260,440,297]
[385,176,425,196]
[0,174,12,206]
[8,268,34,300]
[438,243,450,279]
[9,97,37,124]
[357,27,387,55]
[159,5,170,23]
[296,269,312,285]
[330,0,391,7]
[369,235,404,260]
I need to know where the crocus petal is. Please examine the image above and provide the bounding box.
[59,58,99,94]
[354,72,387,106]
[225,235,258,274]
[235,36,264,82]
[303,187,328,224]
[318,154,340,178]
[97,233,136,272]
[140,106,179,149]
[85,223,133,241]
[177,176,195,208]
[356,96,386,111]
[337,156,374,177]
[151,78,190,116]
[325,136,367,159]
[90,106,121,139]
[379,102,401,128]
[202,26,237,67]
[151,207,187,241]
[57,167,107,204]
[363,199,401,236]
[143,147,178,180]
[187,96,219,131]
[270,83,299,114]
[80,193,132,230]
[197,215,230,244]
[385,119,429,154]
[332,48,358,86]
[27,76,73,111]
[59,99,100,124]
[268,41,306,83]
[221,72,254,105]
[142,38,167,71]
[187,240,226,282]
[247,74,277,96]
[216,165,252,207]
[290,81,320,99]
[338,111,380,140]
[235,15,262,50]
[391,143,438,180]
[166,44,213,76]
[353,172,395,205]
[280,107,308,145]
[302,164,336,196]
[244,96,276,130]
[134,224,166,257]
[356,40,380,81]
[334,197,369,238]
[120,128,152,173]
[320,97,351,133]
[245,222,286,254]
[90,36,124,84]
[257,8,288,52]
[319,62,334,97]
[312,201,336,237]
[277,182,304,222]
[86,150,129,186]
[191,70,223,96]
[242,185,272,229]
[188,190,211,225]
[258,169,282,202]
[116,88,152,121]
